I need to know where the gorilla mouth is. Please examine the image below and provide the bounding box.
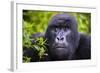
[55,46,67,50]
[55,46,66,48]
[54,44,67,48]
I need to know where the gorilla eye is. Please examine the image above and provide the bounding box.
[67,26,70,29]
[63,26,66,31]
[54,27,58,32]
[63,26,70,31]
[51,26,59,32]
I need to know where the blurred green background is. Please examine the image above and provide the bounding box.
[23,10,91,62]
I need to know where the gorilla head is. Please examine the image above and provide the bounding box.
[45,14,80,60]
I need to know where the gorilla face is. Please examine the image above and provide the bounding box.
[45,14,80,60]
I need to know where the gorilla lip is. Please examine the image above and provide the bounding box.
[55,46,66,49]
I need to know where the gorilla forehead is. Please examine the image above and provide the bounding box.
[49,13,77,26]
[53,13,73,19]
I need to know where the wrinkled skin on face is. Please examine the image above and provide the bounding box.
[45,14,80,60]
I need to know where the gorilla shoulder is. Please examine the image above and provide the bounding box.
[76,33,91,59]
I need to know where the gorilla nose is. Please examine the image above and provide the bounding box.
[56,36,65,43]
[57,37,64,41]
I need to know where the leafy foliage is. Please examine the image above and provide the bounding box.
[23,56,31,63]
[33,37,47,59]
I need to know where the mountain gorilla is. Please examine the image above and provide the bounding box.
[23,13,91,62]
[45,14,91,61]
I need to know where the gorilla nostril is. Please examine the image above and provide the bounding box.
[61,37,64,41]
[57,37,59,40]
